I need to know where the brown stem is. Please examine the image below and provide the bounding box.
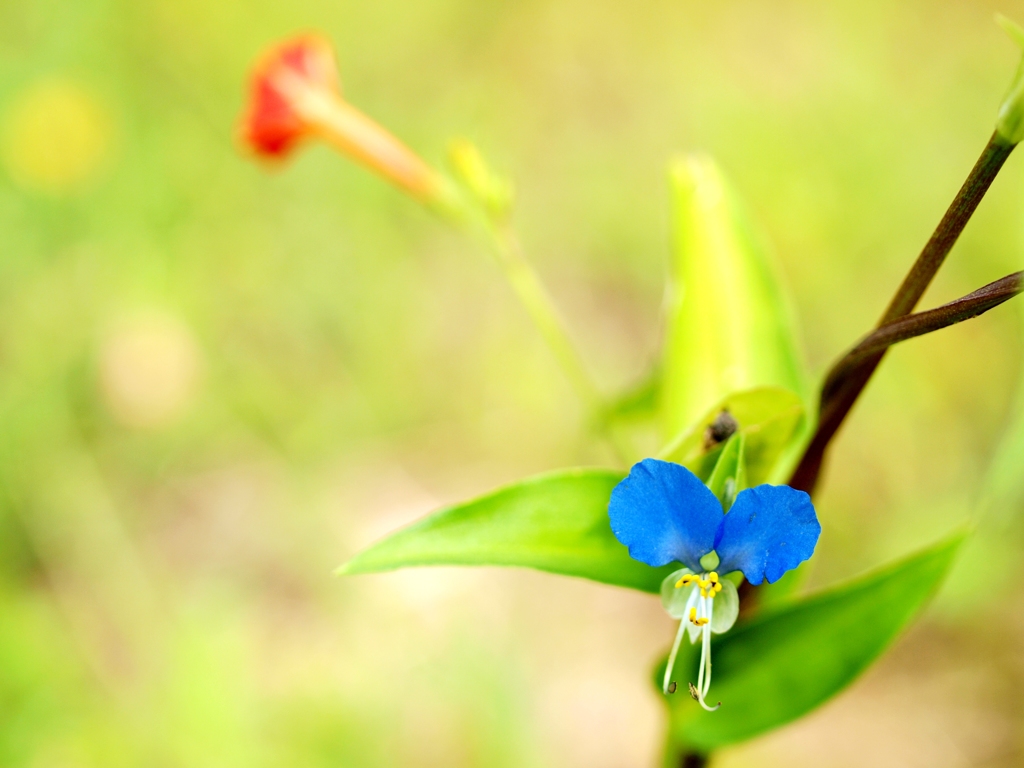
[789,132,1016,495]
[822,271,1023,399]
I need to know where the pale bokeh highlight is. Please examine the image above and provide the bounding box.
[98,312,202,428]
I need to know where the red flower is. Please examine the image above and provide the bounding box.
[240,35,338,157]
[239,35,449,206]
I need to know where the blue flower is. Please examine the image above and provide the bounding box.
[608,457,820,709]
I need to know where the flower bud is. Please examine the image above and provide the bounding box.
[239,34,451,206]
[995,15,1024,145]
[448,139,514,219]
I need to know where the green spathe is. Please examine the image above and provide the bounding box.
[661,156,808,439]
[660,386,804,486]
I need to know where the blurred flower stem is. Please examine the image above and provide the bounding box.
[444,139,637,461]
[485,224,602,409]
[241,37,630,461]
[296,86,459,212]
[464,199,636,464]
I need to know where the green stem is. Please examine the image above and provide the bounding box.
[468,218,634,463]
[434,176,635,463]
[789,131,1017,495]
[486,225,603,411]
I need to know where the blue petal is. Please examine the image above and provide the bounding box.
[608,458,723,569]
[714,484,820,585]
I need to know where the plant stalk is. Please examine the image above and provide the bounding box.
[822,271,1023,397]
[480,223,636,463]
[789,131,1016,494]
[486,225,602,411]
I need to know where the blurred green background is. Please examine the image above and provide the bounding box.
[2,0,1024,765]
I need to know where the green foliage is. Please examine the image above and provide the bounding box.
[660,531,966,751]
[996,15,1024,145]
[0,3,1018,765]
[339,423,770,594]
[662,386,804,486]
[599,367,661,425]
[754,561,810,609]
[448,139,515,220]
[338,468,677,593]
[661,156,809,439]
[704,432,745,510]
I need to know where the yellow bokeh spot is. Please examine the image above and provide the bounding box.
[1,78,113,194]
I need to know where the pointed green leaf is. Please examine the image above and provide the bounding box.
[660,531,966,751]
[338,468,675,592]
[661,386,804,486]
[661,155,808,439]
[705,433,745,510]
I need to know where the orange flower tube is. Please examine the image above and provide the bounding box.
[239,35,448,206]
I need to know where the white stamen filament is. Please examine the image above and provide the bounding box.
[662,617,688,695]
[696,576,720,711]
[662,571,723,710]
[695,592,706,693]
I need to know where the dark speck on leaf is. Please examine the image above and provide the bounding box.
[704,409,739,449]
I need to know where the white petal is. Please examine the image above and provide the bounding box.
[660,567,694,618]
[710,578,739,634]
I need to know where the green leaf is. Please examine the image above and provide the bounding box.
[661,155,808,440]
[754,561,810,609]
[705,433,745,510]
[661,387,804,486]
[338,468,676,593]
[660,530,966,751]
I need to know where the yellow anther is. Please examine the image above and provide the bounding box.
[700,589,708,598]
[709,572,719,583]
[688,606,709,627]
[675,574,696,588]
